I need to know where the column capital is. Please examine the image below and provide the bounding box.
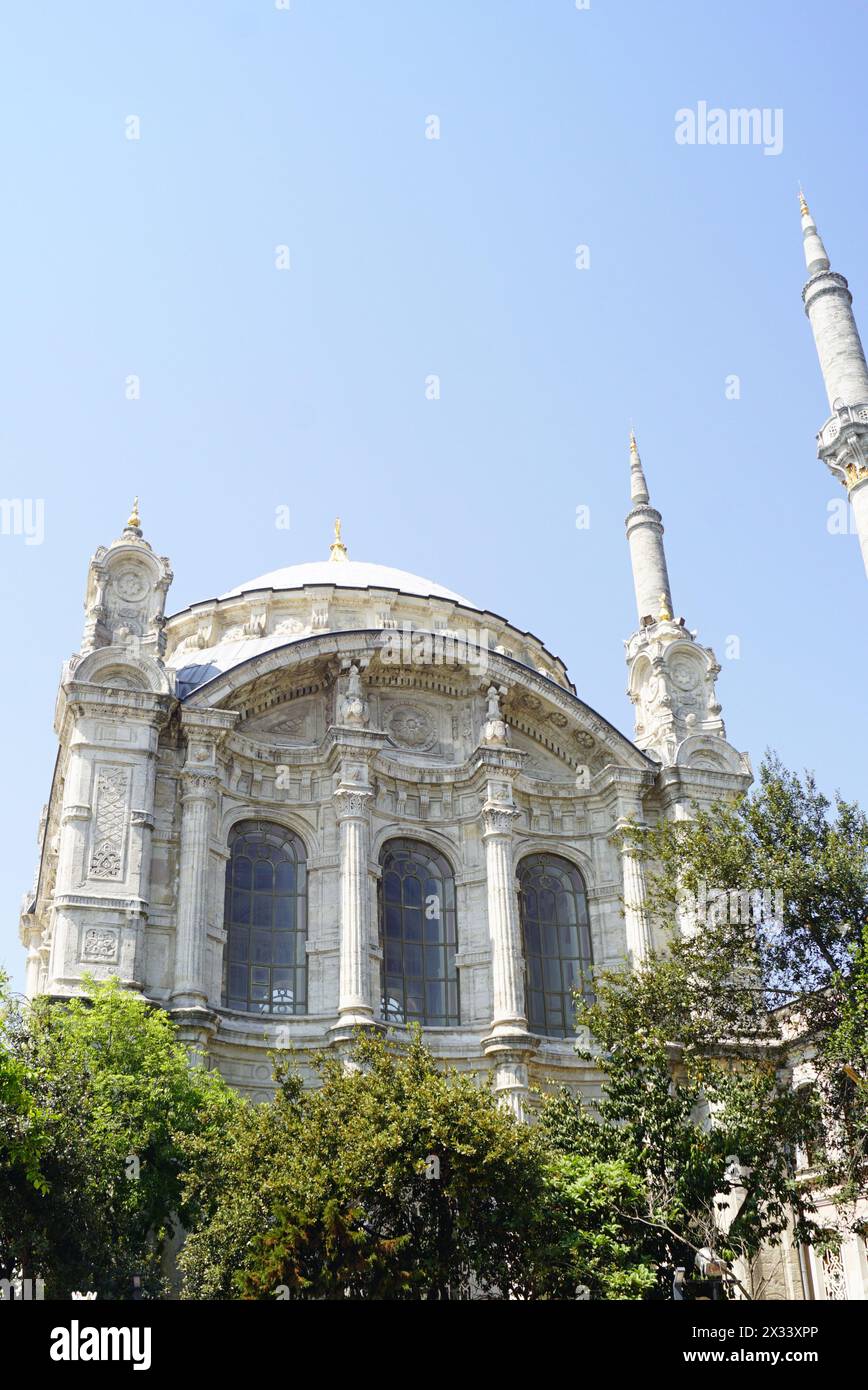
[333,786,374,820]
[481,802,520,838]
[179,768,220,801]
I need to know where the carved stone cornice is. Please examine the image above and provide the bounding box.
[52,893,147,914]
[62,684,173,728]
[179,707,240,735]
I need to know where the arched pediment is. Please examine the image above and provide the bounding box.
[182,630,655,777]
[70,647,174,696]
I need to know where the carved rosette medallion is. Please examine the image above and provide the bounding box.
[385,703,436,751]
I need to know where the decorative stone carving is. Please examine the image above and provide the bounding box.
[81,509,173,657]
[481,685,509,747]
[339,663,369,728]
[626,627,742,769]
[88,768,130,880]
[82,927,119,962]
[385,702,436,751]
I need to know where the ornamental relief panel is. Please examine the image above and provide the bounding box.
[88,766,131,880]
[382,700,439,755]
[81,927,119,963]
[240,697,319,745]
[103,561,157,642]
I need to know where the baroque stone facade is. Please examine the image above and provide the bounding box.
[18,198,868,1297]
[20,490,751,1116]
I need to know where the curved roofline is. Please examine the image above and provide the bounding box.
[178,627,655,770]
[166,577,474,620]
[219,558,473,605]
[165,584,578,695]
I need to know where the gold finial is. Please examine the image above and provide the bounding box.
[630,429,639,458]
[126,496,140,529]
[329,515,348,562]
[799,186,810,218]
[659,592,672,622]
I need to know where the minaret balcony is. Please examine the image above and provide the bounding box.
[817,403,868,453]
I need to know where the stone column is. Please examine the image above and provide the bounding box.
[480,800,535,1118]
[482,803,526,1035]
[333,785,375,1029]
[615,817,653,965]
[171,770,218,1011]
[170,706,237,1026]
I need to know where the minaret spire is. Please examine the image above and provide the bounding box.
[622,432,745,774]
[629,429,650,505]
[800,195,868,580]
[624,432,673,626]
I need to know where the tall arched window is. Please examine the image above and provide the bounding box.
[222,820,307,1015]
[518,853,592,1038]
[380,839,459,1027]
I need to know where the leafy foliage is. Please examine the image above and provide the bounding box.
[628,754,868,1205]
[181,1030,562,1300]
[0,976,239,1297]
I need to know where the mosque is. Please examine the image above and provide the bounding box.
[19,197,868,1298]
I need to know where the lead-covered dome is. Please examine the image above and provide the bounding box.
[220,558,475,607]
[163,521,573,699]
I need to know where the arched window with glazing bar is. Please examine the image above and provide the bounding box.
[517,853,592,1037]
[379,838,459,1027]
[222,820,307,1015]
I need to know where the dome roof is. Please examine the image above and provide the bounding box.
[221,559,476,607]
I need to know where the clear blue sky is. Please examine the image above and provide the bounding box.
[2,0,866,988]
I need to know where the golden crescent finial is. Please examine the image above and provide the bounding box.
[630,429,639,458]
[799,186,810,218]
[329,516,348,562]
[127,497,140,529]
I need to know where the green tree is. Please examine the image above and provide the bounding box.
[181,1030,561,1300]
[541,1016,814,1297]
[0,976,239,1298]
[632,754,868,1205]
[542,754,868,1295]
[540,1152,657,1300]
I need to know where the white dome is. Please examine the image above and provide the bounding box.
[221,559,475,607]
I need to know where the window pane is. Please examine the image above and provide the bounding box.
[222,822,308,1016]
[275,861,296,893]
[253,860,274,892]
[519,854,592,1039]
[378,839,459,1027]
[252,895,272,928]
[233,857,252,890]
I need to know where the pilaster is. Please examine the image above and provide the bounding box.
[169,707,238,1023]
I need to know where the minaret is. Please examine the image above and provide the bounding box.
[623,435,746,774]
[625,430,674,626]
[800,192,868,579]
